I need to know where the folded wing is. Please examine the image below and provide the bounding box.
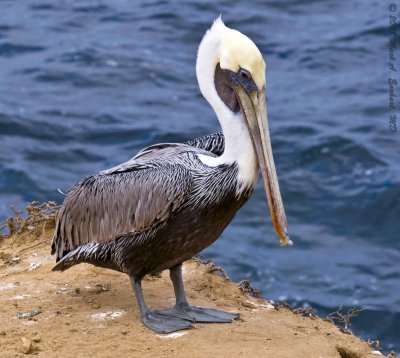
[51,162,193,260]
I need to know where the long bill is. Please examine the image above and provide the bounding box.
[235,86,292,246]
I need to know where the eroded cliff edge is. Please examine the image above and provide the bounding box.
[0,203,388,358]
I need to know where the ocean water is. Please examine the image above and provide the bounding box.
[0,0,399,352]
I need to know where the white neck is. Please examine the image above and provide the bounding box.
[195,17,259,194]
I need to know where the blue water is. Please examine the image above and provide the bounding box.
[1,0,399,352]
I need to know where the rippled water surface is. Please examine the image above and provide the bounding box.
[1,0,399,351]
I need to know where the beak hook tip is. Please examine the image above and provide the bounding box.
[280,231,293,247]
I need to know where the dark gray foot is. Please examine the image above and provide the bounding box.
[141,310,193,334]
[156,303,239,323]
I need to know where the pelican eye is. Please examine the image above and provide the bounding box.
[239,68,251,81]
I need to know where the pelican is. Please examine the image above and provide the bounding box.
[51,17,291,333]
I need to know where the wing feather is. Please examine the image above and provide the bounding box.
[52,132,225,260]
[52,164,193,260]
[185,132,224,155]
[101,132,225,175]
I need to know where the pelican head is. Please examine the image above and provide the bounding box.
[196,17,291,246]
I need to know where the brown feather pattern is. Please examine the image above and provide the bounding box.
[51,132,254,277]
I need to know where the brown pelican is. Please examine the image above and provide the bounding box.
[51,17,291,333]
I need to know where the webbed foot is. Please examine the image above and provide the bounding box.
[141,310,193,334]
[156,303,239,323]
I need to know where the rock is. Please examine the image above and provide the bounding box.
[56,287,69,294]
[0,234,385,358]
[20,337,32,354]
[27,262,41,272]
[97,282,110,292]
[16,310,41,319]
[0,331,6,336]
[10,256,21,264]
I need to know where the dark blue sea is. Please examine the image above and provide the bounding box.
[0,0,399,352]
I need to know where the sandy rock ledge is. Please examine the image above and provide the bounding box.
[0,218,389,358]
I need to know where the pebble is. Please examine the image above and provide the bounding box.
[56,287,69,294]
[28,262,41,272]
[0,331,6,336]
[17,310,41,319]
[97,283,110,292]
[10,256,21,264]
[20,337,33,354]
[32,336,41,343]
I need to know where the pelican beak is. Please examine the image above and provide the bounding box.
[235,86,292,246]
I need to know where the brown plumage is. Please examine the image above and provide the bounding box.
[51,132,238,275]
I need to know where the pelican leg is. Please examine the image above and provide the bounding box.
[130,275,193,334]
[155,264,239,323]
